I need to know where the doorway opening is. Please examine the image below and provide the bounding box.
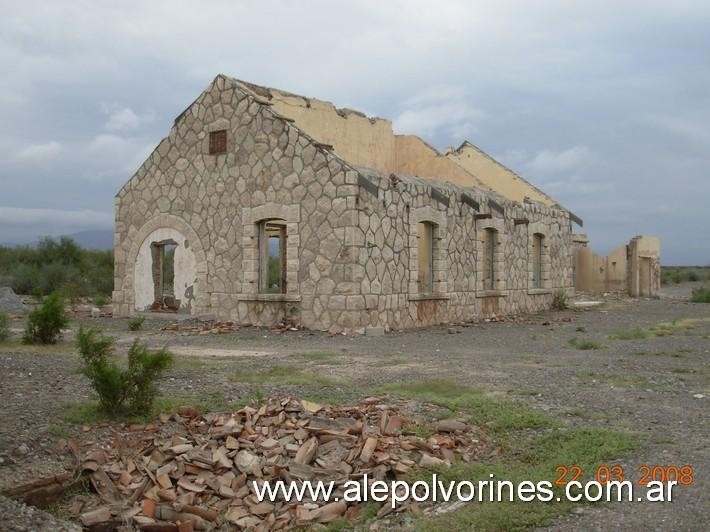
[151,239,180,311]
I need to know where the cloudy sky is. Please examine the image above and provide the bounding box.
[1,1,708,264]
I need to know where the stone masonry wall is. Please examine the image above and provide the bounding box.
[351,173,572,331]
[114,75,574,333]
[114,75,363,331]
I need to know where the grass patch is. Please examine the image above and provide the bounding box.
[383,380,556,434]
[609,327,652,340]
[568,338,605,350]
[609,319,707,341]
[319,501,381,531]
[402,422,436,438]
[231,364,339,386]
[300,391,352,406]
[511,388,544,397]
[47,422,72,440]
[649,319,698,335]
[154,389,252,414]
[386,380,640,531]
[670,367,694,374]
[606,375,648,388]
[171,356,209,370]
[297,351,340,364]
[60,388,252,427]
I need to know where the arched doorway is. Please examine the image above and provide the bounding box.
[134,227,197,313]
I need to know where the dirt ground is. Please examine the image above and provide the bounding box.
[0,284,708,530]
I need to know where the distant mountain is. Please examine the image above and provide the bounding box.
[66,229,114,250]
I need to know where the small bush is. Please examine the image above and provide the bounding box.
[128,316,146,331]
[0,312,9,341]
[77,327,173,415]
[61,281,83,309]
[92,295,110,307]
[687,271,700,282]
[691,286,710,303]
[569,338,605,350]
[552,289,568,310]
[23,292,70,344]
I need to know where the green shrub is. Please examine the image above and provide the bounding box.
[687,271,700,282]
[61,281,84,309]
[0,312,9,341]
[0,236,113,297]
[92,295,110,307]
[23,292,70,344]
[552,289,568,310]
[690,286,710,303]
[128,316,146,331]
[77,327,173,415]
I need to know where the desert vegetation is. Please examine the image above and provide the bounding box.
[77,326,174,415]
[690,286,710,303]
[0,236,112,298]
[23,292,70,344]
[661,265,710,285]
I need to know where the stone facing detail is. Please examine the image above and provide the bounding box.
[114,75,574,333]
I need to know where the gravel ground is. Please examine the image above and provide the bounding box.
[0,495,81,531]
[0,286,708,530]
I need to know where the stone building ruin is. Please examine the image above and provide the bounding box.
[113,74,658,333]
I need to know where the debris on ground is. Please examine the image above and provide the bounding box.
[161,320,240,335]
[269,320,304,334]
[71,308,112,319]
[59,397,486,530]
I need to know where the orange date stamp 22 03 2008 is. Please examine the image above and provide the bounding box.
[554,464,694,486]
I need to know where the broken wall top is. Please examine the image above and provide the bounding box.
[118,74,572,224]
[444,142,557,206]
[224,76,565,210]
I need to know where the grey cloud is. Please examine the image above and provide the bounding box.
[525,146,597,177]
[0,1,708,264]
[102,104,155,132]
[393,87,487,144]
[15,141,62,162]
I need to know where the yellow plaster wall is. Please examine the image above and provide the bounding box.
[244,83,491,189]
[239,80,558,202]
[575,244,628,293]
[262,89,397,175]
[575,236,661,295]
[394,135,489,190]
[445,143,555,205]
